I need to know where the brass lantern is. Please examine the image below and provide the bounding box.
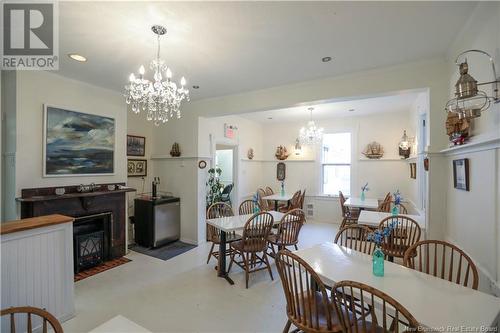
[398,130,411,159]
[445,49,500,119]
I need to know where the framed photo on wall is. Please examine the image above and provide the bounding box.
[43,105,115,176]
[410,163,416,179]
[128,159,147,177]
[453,158,469,191]
[127,135,146,156]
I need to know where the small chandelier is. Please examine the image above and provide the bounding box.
[294,138,302,155]
[125,25,189,126]
[445,49,499,120]
[299,107,324,145]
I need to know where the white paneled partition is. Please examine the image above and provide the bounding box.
[1,222,75,331]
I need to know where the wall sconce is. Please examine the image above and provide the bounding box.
[399,130,411,159]
[445,49,500,119]
[294,138,302,155]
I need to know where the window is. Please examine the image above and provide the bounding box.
[321,132,351,196]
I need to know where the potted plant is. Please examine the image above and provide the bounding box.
[206,167,224,208]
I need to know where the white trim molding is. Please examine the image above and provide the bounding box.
[440,134,500,156]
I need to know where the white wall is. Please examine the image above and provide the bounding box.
[442,2,500,295]
[127,111,154,197]
[1,71,17,221]
[1,71,127,221]
[199,115,265,206]
[149,58,449,245]
[258,110,419,223]
[15,71,127,191]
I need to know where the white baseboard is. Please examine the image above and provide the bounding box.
[180,238,198,246]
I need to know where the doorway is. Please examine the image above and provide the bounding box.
[215,144,237,206]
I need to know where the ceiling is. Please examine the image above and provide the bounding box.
[238,91,424,123]
[57,1,476,100]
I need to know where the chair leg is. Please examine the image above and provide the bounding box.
[228,249,236,273]
[293,244,298,251]
[263,251,274,280]
[270,243,277,258]
[244,252,250,289]
[206,242,215,264]
[282,319,292,333]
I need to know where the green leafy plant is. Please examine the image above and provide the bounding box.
[206,167,224,208]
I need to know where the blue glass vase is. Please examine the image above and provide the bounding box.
[253,203,260,214]
[280,182,285,196]
[373,246,384,277]
[360,190,366,201]
[391,204,399,216]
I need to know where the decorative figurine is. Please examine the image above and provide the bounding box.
[170,142,181,157]
[275,146,290,160]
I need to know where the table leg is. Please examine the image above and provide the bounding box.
[274,200,279,211]
[217,230,234,285]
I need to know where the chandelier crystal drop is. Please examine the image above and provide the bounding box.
[299,107,324,145]
[125,25,189,126]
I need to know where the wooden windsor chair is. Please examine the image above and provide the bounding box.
[332,280,419,332]
[403,240,479,290]
[1,306,63,333]
[228,212,275,288]
[268,208,306,257]
[276,250,346,333]
[206,202,241,264]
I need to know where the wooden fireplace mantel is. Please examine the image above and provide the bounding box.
[18,183,136,259]
[16,188,136,202]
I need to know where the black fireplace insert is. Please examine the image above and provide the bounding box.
[73,212,112,273]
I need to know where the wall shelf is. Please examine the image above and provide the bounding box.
[151,155,212,160]
[358,158,406,162]
[240,158,315,163]
[439,135,500,156]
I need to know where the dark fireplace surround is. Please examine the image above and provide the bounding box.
[18,183,134,262]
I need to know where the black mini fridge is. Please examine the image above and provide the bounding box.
[134,196,180,248]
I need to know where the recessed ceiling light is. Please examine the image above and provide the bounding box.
[322,56,332,63]
[68,53,87,62]
[192,85,200,89]
[348,108,355,112]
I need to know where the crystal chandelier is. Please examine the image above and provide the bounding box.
[299,107,324,145]
[125,25,189,126]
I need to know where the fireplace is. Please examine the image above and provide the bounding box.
[73,213,111,273]
[17,183,136,262]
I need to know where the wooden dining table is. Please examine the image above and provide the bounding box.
[344,197,379,210]
[206,210,285,285]
[294,242,500,329]
[262,193,294,211]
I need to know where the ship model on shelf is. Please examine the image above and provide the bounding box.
[170,142,181,157]
[362,142,384,159]
[275,145,290,160]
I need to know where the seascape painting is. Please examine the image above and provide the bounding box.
[44,106,115,176]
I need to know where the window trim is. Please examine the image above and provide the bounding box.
[319,131,354,196]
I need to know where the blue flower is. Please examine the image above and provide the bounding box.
[393,189,402,205]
